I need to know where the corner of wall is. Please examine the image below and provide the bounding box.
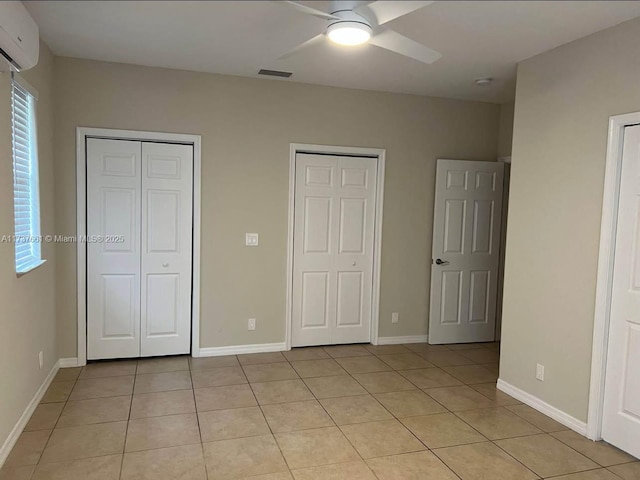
[497,101,515,158]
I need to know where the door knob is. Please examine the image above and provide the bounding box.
[435,259,449,265]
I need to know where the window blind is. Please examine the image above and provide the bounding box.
[11,75,42,273]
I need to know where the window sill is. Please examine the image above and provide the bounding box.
[17,259,47,277]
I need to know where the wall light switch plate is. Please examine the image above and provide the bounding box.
[536,364,545,381]
[245,233,259,247]
[38,351,43,369]
[248,318,256,331]
[391,312,399,324]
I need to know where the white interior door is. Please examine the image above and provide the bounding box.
[429,159,504,344]
[87,138,142,359]
[87,138,193,360]
[602,124,640,458]
[140,142,193,357]
[292,153,377,347]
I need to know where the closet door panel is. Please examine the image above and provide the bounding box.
[87,138,142,360]
[140,142,193,357]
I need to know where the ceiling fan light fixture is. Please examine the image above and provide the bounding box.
[327,21,372,46]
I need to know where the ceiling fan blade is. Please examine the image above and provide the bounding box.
[275,1,340,21]
[278,33,326,60]
[369,29,442,64]
[355,1,434,26]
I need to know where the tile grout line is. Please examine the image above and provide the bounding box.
[244,354,296,478]
[543,466,625,479]
[545,430,636,470]
[190,355,213,480]
[318,349,457,473]
[254,390,295,476]
[282,346,525,480]
[304,349,465,479]
[118,359,140,480]
[407,359,543,480]
[416,362,565,480]
[397,357,543,478]
[282,354,381,478]
[34,364,85,473]
[487,436,567,479]
[341,357,471,479]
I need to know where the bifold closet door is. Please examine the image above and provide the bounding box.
[87,138,193,360]
[291,153,377,347]
[87,138,142,359]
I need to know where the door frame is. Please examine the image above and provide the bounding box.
[285,143,386,349]
[588,112,640,440]
[495,156,511,341]
[76,127,202,366]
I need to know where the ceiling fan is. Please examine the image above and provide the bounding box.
[276,1,441,64]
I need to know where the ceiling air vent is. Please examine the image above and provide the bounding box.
[258,69,293,78]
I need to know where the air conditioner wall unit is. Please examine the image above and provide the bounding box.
[0,1,39,72]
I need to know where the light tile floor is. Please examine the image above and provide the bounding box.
[1,342,638,480]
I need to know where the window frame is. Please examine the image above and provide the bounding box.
[11,73,45,275]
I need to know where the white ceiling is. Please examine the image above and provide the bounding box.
[25,1,640,103]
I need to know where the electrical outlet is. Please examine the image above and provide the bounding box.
[536,363,544,381]
[245,233,259,247]
[391,312,399,324]
[38,351,43,369]
[248,318,256,331]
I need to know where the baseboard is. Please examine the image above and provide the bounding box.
[377,335,429,345]
[198,342,287,357]
[59,357,80,368]
[497,378,588,436]
[199,337,430,355]
[0,360,60,468]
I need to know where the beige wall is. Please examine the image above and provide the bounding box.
[498,101,514,157]
[54,57,499,357]
[0,42,57,447]
[501,17,640,421]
